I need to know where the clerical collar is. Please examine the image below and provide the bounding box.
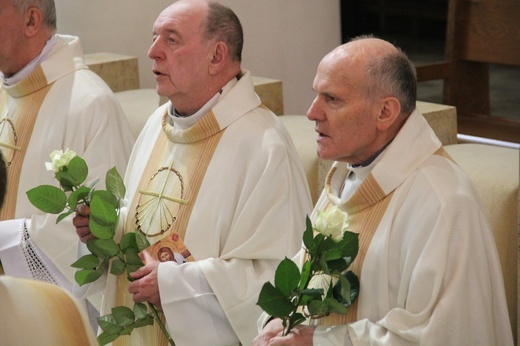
[1,35,58,86]
[167,77,238,130]
[340,140,391,201]
[351,140,393,168]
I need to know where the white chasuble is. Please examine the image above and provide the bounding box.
[114,110,224,345]
[0,35,135,298]
[0,67,51,220]
[104,70,313,346]
[308,110,513,345]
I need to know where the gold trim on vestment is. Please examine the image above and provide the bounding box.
[0,67,51,220]
[314,169,393,326]
[113,109,224,346]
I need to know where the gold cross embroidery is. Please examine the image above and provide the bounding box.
[136,161,188,237]
[0,116,21,167]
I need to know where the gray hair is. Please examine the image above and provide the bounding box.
[203,1,243,62]
[353,35,417,117]
[367,49,417,117]
[12,0,57,30]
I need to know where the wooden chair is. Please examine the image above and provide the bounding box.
[415,0,520,143]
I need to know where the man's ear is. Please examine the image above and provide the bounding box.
[376,97,401,131]
[208,41,228,75]
[24,6,43,38]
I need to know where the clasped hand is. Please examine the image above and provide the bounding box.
[72,205,162,308]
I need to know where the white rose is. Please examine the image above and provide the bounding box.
[314,206,349,243]
[45,148,77,172]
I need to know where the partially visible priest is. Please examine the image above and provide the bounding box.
[73,1,313,345]
[0,0,135,318]
[255,36,513,346]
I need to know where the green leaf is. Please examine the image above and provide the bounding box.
[89,217,115,240]
[71,254,100,269]
[324,248,343,262]
[120,232,138,251]
[338,231,359,259]
[92,189,119,210]
[112,306,135,327]
[307,299,328,315]
[120,325,134,336]
[133,302,149,320]
[111,259,126,275]
[302,215,314,251]
[135,231,151,252]
[26,185,67,214]
[66,156,88,185]
[256,282,296,319]
[124,247,144,266]
[90,194,118,225]
[299,260,312,290]
[97,331,119,346]
[346,271,359,303]
[106,167,126,199]
[68,186,91,210]
[74,267,103,286]
[98,314,124,334]
[92,238,119,257]
[326,258,349,274]
[87,238,107,258]
[56,209,74,223]
[134,315,154,328]
[274,258,300,298]
[324,297,348,315]
[55,171,77,191]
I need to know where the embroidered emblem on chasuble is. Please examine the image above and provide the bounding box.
[314,167,393,326]
[0,67,51,220]
[113,109,224,346]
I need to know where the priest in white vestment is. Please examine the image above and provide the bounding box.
[255,37,513,345]
[0,0,135,311]
[73,1,313,345]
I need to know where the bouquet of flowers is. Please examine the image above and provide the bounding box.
[26,149,175,345]
[257,206,359,335]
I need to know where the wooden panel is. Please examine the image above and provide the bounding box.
[458,113,520,143]
[416,61,451,81]
[462,0,520,66]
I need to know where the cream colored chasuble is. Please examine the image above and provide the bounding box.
[314,147,450,327]
[114,110,224,345]
[0,67,51,220]
[313,165,394,326]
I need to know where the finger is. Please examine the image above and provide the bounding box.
[75,204,90,216]
[130,264,151,280]
[72,215,88,228]
[141,250,155,265]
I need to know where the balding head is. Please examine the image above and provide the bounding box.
[324,36,417,117]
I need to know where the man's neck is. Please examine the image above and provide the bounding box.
[2,34,57,85]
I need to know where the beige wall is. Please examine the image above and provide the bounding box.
[54,0,341,115]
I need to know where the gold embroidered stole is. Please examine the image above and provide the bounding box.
[316,147,449,326]
[114,110,224,346]
[315,167,393,326]
[0,67,51,220]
